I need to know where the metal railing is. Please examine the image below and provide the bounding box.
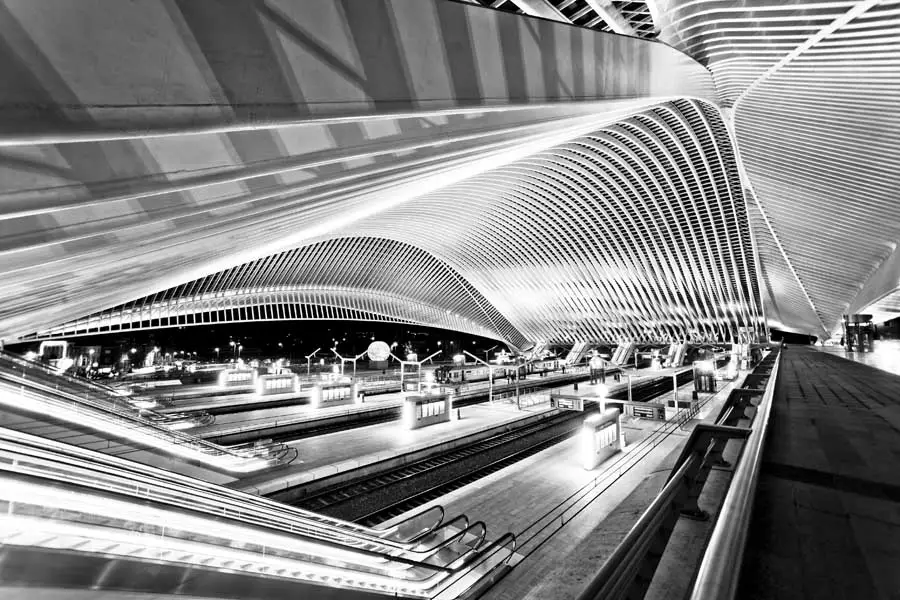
[574,350,780,600]
[0,428,514,597]
[689,352,782,600]
[0,371,290,473]
[0,350,216,425]
[0,427,458,560]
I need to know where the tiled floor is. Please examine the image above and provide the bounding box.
[739,346,900,600]
[817,339,900,378]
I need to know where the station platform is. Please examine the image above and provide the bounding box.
[233,400,558,496]
[186,368,599,440]
[208,368,689,493]
[374,373,742,600]
[738,345,900,599]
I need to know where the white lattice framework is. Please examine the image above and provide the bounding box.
[4,0,896,347]
[656,0,900,334]
[27,99,764,346]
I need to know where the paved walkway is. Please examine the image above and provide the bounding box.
[816,339,900,378]
[739,346,900,600]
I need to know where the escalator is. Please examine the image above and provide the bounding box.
[0,428,516,599]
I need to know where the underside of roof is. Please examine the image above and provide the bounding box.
[24,99,765,346]
[656,0,900,334]
[1,0,898,345]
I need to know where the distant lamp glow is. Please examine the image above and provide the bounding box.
[24,351,37,360]
[366,341,391,362]
[453,354,465,364]
[406,353,418,361]
[331,364,340,374]
[130,348,137,354]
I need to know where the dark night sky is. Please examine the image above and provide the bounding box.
[7,320,508,363]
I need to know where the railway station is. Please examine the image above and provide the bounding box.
[0,1,898,599]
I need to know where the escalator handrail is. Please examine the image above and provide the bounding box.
[576,454,699,600]
[411,513,470,549]
[372,503,445,541]
[0,373,268,464]
[0,427,451,554]
[0,350,126,398]
[1,471,455,576]
[422,521,488,561]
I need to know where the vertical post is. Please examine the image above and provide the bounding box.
[515,366,520,408]
[489,369,493,404]
[673,373,679,404]
[628,374,633,403]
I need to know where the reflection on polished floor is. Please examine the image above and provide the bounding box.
[817,340,900,377]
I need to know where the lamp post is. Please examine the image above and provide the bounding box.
[229,340,236,359]
[464,350,496,404]
[305,348,321,376]
[214,347,220,362]
[484,344,498,363]
[237,344,243,360]
[331,348,367,379]
[391,350,441,393]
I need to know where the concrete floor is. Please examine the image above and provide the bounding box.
[739,346,900,600]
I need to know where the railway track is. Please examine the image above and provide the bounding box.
[291,365,709,523]
[293,405,597,521]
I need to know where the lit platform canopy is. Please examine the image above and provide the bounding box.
[1,0,897,346]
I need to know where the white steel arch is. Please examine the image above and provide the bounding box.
[656,0,900,334]
[27,99,763,346]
